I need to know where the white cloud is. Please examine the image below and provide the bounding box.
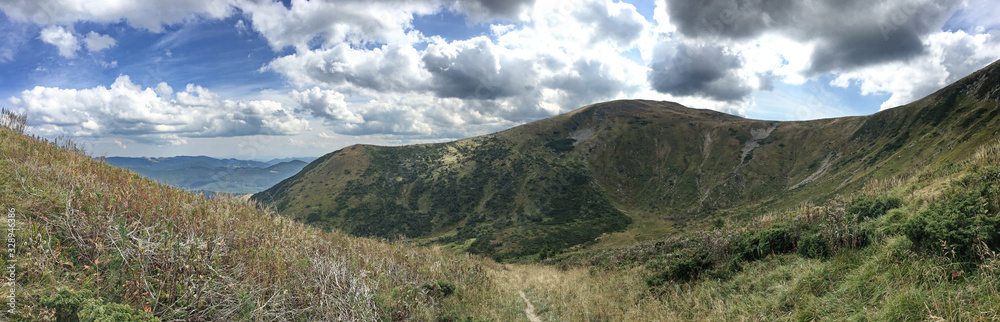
[289,87,363,123]
[5,0,998,149]
[831,30,1000,110]
[237,0,437,51]
[265,43,428,94]
[39,26,79,58]
[10,75,309,143]
[259,0,654,137]
[234,19,248,35]
[0,0,235,33]
[154,82,173,98]
[83,31,116,52]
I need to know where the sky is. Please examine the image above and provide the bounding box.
[1,0,999,160]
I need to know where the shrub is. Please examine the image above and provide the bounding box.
[422,281,457,299]
[438,281,457,297]
[645,252,714,286]
[41,289,93,321]
[848,195,902,222]
[544,138,576,152]
[40,289,159,322]
[903,189,1000,260]
[78,301,159,322]
[797,232,830,259]
[733,224,796,262]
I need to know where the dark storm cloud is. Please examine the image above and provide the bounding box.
[808,26,925,73]
[666,0,798,39]
[665,0,964,73]
[648,43,751,101]
[452,0,535,21]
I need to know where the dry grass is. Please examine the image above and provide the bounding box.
[0,126,497,320]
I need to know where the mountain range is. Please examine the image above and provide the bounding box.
[254,59,1000,261]
[104,155,315,195]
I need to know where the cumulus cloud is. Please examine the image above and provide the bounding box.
[831,30,1000,110]
[664,0,964,73]
[648,43,751,102]
[265,43,427,94]
[5,0,994,148]
[451,0,535,22]
[337,99,435,136]
[236,0,438,51]
[289,87,363,123]
[83,31,115,52]
[573,0,645,46]
[0,0,235,33]
[39,27,117,58]
[258,0,650,136]
[39,25,78,58]
[543,58,641,110]
[9,75,308,142]
[422,36,537,100]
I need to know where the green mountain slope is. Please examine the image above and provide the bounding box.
[254,59,1000,260]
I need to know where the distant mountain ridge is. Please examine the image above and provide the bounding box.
[104,155,315,194]
[254,59,1000,261]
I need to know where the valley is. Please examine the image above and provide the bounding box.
[104,156,315,195]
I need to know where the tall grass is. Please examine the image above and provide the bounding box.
[0,124,497,320]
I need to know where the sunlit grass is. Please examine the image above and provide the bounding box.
[0,125,498,320]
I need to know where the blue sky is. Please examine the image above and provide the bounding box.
[1,0,998,159]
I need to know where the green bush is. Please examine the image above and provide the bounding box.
[645,252,714,286]
[797,232,830,259]
[40,289,159,322]
[733,224,796,262]
[544,138,576,152]
[438,281,457,297]
[41,289,93,321]
[903,189,1000,260]
[79,301,159,322]
[422,281,457,299]
[848,195,902,222]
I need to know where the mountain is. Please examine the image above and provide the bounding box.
[104,156,311,194]
[254,59,1000,261]
[264,156,319,166]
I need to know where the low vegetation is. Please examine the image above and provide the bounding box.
[0,118,498,320]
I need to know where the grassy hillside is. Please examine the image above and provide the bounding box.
[254,60,1000,261]
[0,123,504,320]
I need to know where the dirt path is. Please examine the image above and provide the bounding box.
[518,290,542,322]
